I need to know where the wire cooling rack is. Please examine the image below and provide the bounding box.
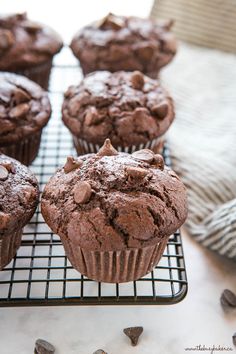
[0,48,187,307]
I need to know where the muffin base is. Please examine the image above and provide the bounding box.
[13,59,53,90]
[0,228,22,270]
[73,135,165,155]
[0,130,42,166]
[61,236,168,283]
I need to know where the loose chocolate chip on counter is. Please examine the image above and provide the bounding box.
[9,103,30,119]
[125,166,148,180]
[97,139,118,157]
[233,333,236,347]
[93,350,108,354]
[152,154,164,170]
[220,289,236,309]
[0,165,9,181]
[35,339,55,354]
[64,156,83,173]
[123,326,143,346]
[132,149,154,163]
[152,102,168,119]
[131,71,145,90]
[74,181,92,204]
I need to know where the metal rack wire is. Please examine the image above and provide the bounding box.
[0,49,187,306]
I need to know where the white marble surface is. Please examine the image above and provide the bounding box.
[1,232,236,354]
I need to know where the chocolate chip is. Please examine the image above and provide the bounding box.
[35,339,55,354]
[98,13,125,30]
[0,165,9,180]
[0,29,14,53]
[97,139,118,157]
[84,107,99,126]
[125,166,148,180]
[0,160,16,174]
[220,289,236,309]
[9,103,30,119]
[93,350,108,354]
[74,181,92,204]
[152,102,168,119]
[132,149,154,163]
[162,19,175,30]
[233,333,236,347]
[152,154,164,170]
[123,326,143,346]
[64,156,83,173]
[22,20,41,34]
[13,88,31,104]
[131,71,145,90]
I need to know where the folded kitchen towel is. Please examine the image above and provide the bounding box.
[150,0,236,260]
[161,43,236,260]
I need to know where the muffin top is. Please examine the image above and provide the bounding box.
[70,13,177,75]
[62,70,174,146]
[0,72,51,145]
[0,13,63,70]
[42,140,187,251]
[0,154,39,235]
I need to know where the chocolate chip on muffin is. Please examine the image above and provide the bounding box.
[64,156,83,173]
[70,13,177,78]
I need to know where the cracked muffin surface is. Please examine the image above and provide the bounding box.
[0,12,62,70]
[42,140,187,251]
[0,153,39,235]
[70,13,177,77]
[62,70,174,147]
[0,72,51,145]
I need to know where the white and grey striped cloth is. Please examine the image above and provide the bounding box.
[150,0,236,260]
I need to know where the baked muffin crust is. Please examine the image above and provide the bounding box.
[42,140,187,251]
[0,72,51,145]
[62,71,174,146]
[0,13,62,70]
[70,13,177,77]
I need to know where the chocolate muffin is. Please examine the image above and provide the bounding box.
[0,13,63,89]
[70,13,177,78]
[0,154,39,270]
[41,140,187,283]
[62,70,174,155]
[0,72,51,165]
